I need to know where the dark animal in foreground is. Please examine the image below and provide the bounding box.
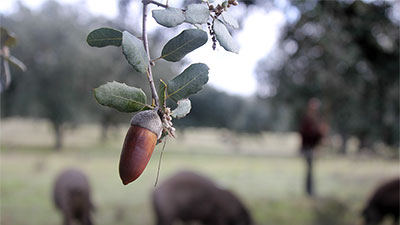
[362,177,399,225]
[53,168,94,225]
[152,170,253,225]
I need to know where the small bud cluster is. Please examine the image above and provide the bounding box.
[208,0,239,16]
[161,107,176,139]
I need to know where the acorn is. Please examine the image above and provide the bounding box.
[119,110,162,185]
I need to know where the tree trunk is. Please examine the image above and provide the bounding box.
[339,132,348,155]
[358,134,372,153]
[53,123,64,151]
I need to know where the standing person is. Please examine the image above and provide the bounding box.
[299,98,327,197]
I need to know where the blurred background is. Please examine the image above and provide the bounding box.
[0,0,399,225]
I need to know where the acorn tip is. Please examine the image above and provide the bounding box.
[122,179,131,185]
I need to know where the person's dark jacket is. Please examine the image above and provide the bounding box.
[299,114,323,150]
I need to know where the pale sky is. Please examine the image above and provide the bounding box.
[1,0,287,96]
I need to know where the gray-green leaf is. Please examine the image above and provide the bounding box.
[221,11,239,29]
[161,29,208,62]
[171,99,191,118]
[152,7,185,28]
[214,19,239,53]
[122,31,149,74]
[167,63,209,102]
[6,55,26,71]
[185,3,209,24]
[87,27,122,47]
[94,81,149,112]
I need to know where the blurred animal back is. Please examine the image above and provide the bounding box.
[53,168,94,225]
[152,170,253,225]
[362,177,399,225]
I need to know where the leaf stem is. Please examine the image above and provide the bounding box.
[142,1,160,108]
[151,56,162,63]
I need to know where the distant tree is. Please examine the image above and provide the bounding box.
[173,86,273,133]
[256,0,399,152]
[1,2,93,150]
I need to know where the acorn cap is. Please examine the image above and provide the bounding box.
[130,110,162,138]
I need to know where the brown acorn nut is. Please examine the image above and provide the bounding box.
[119,110,162,185]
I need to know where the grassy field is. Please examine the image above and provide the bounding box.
[1,119,399,225]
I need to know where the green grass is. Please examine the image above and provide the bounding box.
[1,119,399,225]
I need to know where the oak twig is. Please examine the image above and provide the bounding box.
[142,1,160,108]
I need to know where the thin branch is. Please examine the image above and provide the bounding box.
[142,1,160,108]
[154,137,167,187]
[144,0,168,8]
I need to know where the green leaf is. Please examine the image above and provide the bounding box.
[214,19,239,53]
[152,7,185,28]
[94,81,150,112]
[171,98,191,118]
[161,29,208,62]
[86,27,122,47]
[122,31,149,74]
[185,3,209,24]
[6,55,26,71]
[0,27,17,47]
[221,11,239,29]
[158,79,168,107]
[167,63,209,102]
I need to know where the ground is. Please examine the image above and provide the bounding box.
[1,119,399,225]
